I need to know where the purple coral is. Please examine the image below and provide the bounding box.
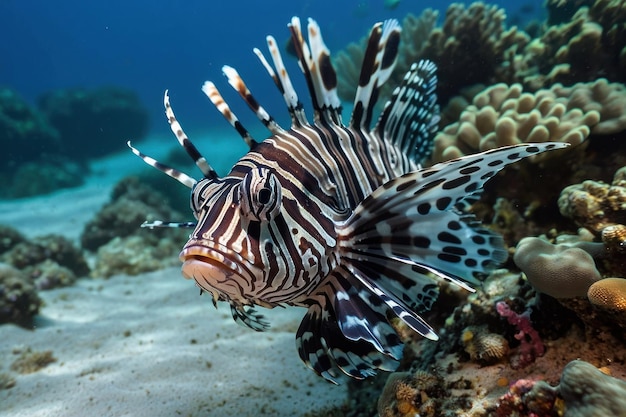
[496,301,545,369]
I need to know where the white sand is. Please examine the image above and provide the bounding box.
[0,136,348,416]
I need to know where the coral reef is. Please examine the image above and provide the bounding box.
[431,82,599,163]
[0,263,41,326]
[495,360,626,416]
[513,236,602,298]
[1,158,85,199]
[0,87,61,171]
[80,176,187,252]
[334,3,530,104]
[93,235,182,278]
[550,78,626,135]
[27,259,77,290]
[1,234,89,277]
[496,301,545,369]
[38,86,150,159]
[418,3,529,102]
[0,88,84,198]
[377,370,446,417]
[80,176,188,277]
[558,165,626,234]
[0,225,26,254]
[558,360,626,416]
[460,325,509,364]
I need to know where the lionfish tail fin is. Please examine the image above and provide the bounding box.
[374,60,440,164]
[337,143,570,329]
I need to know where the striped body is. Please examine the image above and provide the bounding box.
[130,17,568,382]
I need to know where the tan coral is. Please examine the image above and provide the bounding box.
[551,79,626,135]
[558,166,626,234]
[431,83,599,163]
[514,237,602,298]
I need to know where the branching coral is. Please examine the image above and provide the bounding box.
[334,2,529,104]
[419,2,529,102]
[496,301,545,369]
[550,78,626,135]
[517,1,626,89]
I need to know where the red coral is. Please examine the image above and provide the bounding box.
[496,301,545,369]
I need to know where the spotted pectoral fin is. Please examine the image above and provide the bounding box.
[296,270,403,383]
[339,143,570,289]
[230,303,270,331]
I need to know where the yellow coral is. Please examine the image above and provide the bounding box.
[587,278,626,311]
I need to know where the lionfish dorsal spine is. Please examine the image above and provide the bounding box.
[163,90,217,180]
[374,60,439,162]
[287,17,343,126]
[221,65,284,136]
[201,81,258,150]
[350,19,401,130]
[253,38,307,127]
[126,141,198,189]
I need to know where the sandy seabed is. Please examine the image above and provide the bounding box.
[0,136,348,416]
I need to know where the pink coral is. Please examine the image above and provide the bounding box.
[496,301,545,369]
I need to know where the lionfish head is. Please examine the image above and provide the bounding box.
[180,168,283,307]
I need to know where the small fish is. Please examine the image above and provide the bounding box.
[129,17,568,383]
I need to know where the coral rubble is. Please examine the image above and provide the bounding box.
[81,176,188,277]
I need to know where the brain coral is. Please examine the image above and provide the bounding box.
[514,237,602,298]
[431,83,599,163]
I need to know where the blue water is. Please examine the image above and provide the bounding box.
[1,0,544,137]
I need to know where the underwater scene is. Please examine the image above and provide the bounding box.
[1,0,626,415]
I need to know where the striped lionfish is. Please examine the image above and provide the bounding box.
[129,17,567,383]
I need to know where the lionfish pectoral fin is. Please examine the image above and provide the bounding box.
[230,303,270,331]
[140,220,197,229]
[296,271,403,383]
[339,143,570,292]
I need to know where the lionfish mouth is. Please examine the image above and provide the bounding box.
[179,239,259,300]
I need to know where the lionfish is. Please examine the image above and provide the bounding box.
[129,17,567,383]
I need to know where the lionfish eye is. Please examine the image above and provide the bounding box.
[190,178,223,219]
[240,168,282,221]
